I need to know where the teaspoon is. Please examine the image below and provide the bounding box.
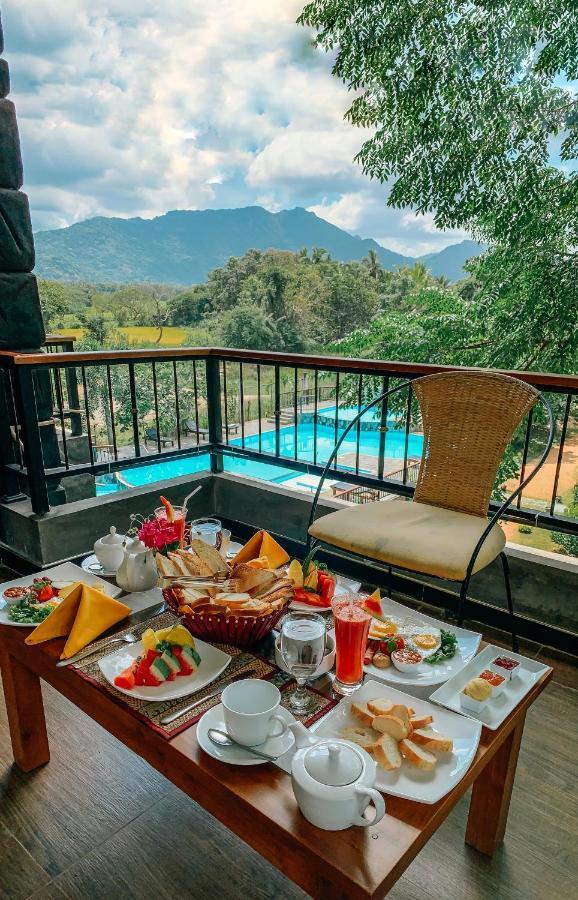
[207,728,280,761]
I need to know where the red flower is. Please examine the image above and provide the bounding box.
[138,518,180,553]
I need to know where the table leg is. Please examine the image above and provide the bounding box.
[0,649,50,772]
[465,714,525,855]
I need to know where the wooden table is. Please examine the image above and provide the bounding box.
[0,616,552,900]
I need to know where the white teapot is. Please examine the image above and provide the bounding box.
[93,526,125,573]
[288,722,386,831]
[116,538,158,592]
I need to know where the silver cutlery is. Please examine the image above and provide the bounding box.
[208,728,280,762]
[160,666,256,725]
[57,632,139,667]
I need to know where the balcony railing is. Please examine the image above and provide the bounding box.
[0,347,576,543]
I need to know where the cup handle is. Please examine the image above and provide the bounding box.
[351,786,386,827]
[267,714,288,739]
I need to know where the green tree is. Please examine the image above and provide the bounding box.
[299,0,578,373]
[218,299,284,351]
[550,486,578,557]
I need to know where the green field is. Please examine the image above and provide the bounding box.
[58,326,193,347]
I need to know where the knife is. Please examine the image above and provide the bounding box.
[160,666,257,725]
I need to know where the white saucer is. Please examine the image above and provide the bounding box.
[197,703,295,765]
[81,554,120,578]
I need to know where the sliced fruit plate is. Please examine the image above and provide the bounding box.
[99,624,231,701]
[311,679,481,804]
[362,593,481,687]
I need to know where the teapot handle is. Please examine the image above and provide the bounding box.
[352,786,386,827]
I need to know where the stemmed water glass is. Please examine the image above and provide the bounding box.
[280,611,326,714]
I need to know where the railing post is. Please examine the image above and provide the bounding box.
[274,365,281,457]
[12,366,50,514]
[205,356,223,473]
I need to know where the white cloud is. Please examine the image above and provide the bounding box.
[3,0,471,253]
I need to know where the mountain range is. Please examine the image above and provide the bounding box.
[33,206,483,284]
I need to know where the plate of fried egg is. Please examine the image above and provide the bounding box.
[363,595,481,687]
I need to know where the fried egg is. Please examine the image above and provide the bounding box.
[404,626,442,658]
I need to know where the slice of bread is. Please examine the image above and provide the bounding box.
[350,702,375,728]
[391,704,411,732]
[372,714,409,742]
[214,592,252,606]
[411,729,453,753]
[399,738,437,771]
[174,549,203,576]
[341,725,379,751]
[367,698,393,716]
[232,564,277,594]
[156,554,178,577]
[373,733,402,770]
[410,713,433,730]
[168,552,194,576]
[188,541,229,575]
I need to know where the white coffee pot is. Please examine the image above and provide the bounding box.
[288,722,386,831]
[116,538,158,592]
[93,526,125,573]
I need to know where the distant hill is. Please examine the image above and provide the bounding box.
[417,239,485,281]
[33,206,483,284]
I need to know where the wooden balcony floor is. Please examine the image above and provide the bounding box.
[0,571,576,899]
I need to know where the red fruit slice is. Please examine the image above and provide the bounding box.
[362,595,385,620]
[160,495,175,522]
[172,646,194,676]
[114,661,137,690]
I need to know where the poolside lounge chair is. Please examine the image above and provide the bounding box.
[144,426,174,448]
[306,371,554,650]
[183,420,209,438]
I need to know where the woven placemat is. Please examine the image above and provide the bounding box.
[69,610,336,738]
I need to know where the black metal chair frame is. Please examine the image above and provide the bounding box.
[306,378,555,651]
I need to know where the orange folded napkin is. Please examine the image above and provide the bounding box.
[231,530,289,569]
[25,581,131,660]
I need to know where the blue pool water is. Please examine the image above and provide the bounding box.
[97,416,423,494]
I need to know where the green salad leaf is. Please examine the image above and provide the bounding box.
[423,629,458,665]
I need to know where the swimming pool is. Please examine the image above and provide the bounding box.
[97,418,423,495]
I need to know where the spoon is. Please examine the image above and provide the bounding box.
[208,728,280,762]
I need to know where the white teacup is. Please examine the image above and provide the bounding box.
[222,679,288,747]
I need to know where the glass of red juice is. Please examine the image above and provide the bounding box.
[154,505,186,547]
[331,594,371,695]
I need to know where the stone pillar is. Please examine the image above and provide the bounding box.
[0,10,65,506]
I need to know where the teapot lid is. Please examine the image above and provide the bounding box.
[303,741,363,787]
[100,526,124,545]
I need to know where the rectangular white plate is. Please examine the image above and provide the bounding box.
[0,562,123,627]
[429,645,550,730]
[311,679,481,804]
[364,595,481,687]
[98,638,231,702]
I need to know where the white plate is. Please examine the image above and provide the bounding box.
[197,703,295,765]
[98,638,232,701]
[364,596,481,687]
[311,679,481,804]
[290,576,358,613]
[0,562,123,627]
[429,645,550,730]
[81,553,122,578]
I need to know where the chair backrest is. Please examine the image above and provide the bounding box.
[411,371,540,518]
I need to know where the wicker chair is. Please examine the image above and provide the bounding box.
[307,371,554,650]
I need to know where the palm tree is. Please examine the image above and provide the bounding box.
[311,247,330,264]
[363,248,382,281]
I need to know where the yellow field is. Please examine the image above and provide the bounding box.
[57,326,191,347]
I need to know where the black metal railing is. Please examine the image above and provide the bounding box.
[0,347,577,544]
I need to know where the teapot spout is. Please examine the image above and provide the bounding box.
[288,721,317,750]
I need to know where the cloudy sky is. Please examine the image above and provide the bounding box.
[4,0,468,255]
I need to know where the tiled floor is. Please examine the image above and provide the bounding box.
[1,565,577,899]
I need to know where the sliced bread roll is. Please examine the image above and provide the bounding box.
[391,704,412,733]
[156,554,178,577]
[411,729,453,753]
[372,714,409,742]
[232,564,277,594]
[367,698,393,716]
[409,713,433,730]
[399,738,437,771]
[341,725,379,751]
[350,702,375,728]
[187,541,229,575]
[168,552,194,577]
[373,734,402,771]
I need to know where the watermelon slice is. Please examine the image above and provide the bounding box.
[362,593,385,621]
[172,646,194,676]
[114,660,138,690]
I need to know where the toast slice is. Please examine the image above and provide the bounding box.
[372,714,410,742]
[214,592,252,607]
[350,702,375,728]
[367,698,393,716]
[341,725,379,751]
[373,733,402,771]
[155,554,178,577]
[390,704,412,733]
[232,564,277,594]
[399,738,437,771]
[411,729,453,753]
[168,552,194,577]
[409,713,434,730]
[173,549,203,576]
[188,539,228,575]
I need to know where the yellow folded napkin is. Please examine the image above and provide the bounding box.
[25,581,131,660]
[231,531,290,569]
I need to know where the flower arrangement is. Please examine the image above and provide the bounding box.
[128,513,182,556]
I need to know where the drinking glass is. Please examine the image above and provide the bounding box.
[332,594,371,695]
[190,517,222,548]
[280,612,326,713]
[154,505,186,547]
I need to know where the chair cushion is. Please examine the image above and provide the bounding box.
[308,498,505,582]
